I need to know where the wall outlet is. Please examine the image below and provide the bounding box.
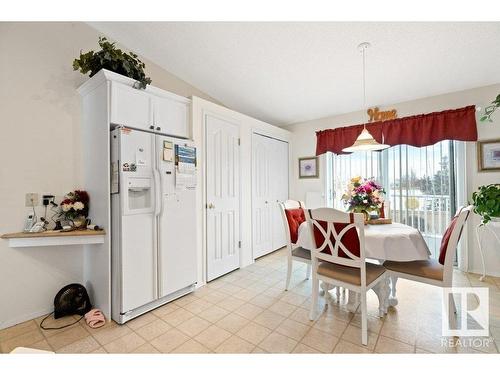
[25,193,39,207]
[42,194,55,206]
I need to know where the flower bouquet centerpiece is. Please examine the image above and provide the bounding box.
[60,190,90,229]
[341,177,385,223]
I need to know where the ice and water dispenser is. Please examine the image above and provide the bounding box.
[125,177,152,212]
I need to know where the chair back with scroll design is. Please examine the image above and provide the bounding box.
[306,207,367,287]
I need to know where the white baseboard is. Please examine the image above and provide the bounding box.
[195,281,206,289]
[467,267,500,278]
[0,307,52,330]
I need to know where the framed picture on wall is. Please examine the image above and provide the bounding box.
[298,156,319,178]
[478,139,500,172]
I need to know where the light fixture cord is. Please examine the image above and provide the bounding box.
[362,44,386,144]
[362,45,366,114]
[362,45,367,130]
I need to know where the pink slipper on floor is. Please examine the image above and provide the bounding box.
[85,309,106,329]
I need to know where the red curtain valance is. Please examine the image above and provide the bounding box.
[316,105,478,155]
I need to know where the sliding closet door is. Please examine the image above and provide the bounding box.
[252,133,273,258]
[252,133,289,259]
[271,138,289,250]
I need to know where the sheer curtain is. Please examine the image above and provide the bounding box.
[327,140,465,259]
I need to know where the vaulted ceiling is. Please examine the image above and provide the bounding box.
[89,22,500,125]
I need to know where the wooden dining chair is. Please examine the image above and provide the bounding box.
[383,205,472,328]
[306,207,388,345]
[279,200,311,291]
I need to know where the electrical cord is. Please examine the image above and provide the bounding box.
[50,204,61,227]
[39,311,84,330]
[31,201,37,224]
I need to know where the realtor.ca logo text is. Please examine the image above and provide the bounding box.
[441,287,492,350]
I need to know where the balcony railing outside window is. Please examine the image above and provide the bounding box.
[328,140,461,259]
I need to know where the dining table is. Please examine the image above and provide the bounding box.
[296,220,431,315]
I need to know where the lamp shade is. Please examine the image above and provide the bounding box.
[342,128,390,153]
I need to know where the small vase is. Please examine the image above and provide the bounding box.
[70,215,87,229]
[379,203,385,219]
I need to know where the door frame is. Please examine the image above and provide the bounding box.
[202,109,242,282]
[251,130,290,261]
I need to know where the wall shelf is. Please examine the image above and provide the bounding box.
[1,229,105,248]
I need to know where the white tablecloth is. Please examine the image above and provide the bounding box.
[296,221,430,262]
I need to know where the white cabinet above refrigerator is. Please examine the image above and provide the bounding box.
[106,71,191,139]
[154,96,190,139]
[110,82,153,131]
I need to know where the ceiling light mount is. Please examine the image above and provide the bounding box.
[357,42,371,52]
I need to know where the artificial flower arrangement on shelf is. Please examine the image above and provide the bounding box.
[59,190,90,229]
[341,176,386,223]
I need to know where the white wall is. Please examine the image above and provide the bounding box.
[191,97,291,285]
[0,22,219,329]
[283,84,500,277]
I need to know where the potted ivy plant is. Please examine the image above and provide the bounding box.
[73,37,152,89]
[480,94,500,122]
[472,184,500,224]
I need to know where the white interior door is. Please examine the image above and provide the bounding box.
[271,138,289,250]
[205,114,240,281]
[252,133,273,258]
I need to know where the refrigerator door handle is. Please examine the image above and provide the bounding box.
[153,169,162,217]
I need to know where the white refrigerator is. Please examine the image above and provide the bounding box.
[110,127,197,324]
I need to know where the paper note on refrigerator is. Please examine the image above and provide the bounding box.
[175,145,196,166]
[175,144,197,188]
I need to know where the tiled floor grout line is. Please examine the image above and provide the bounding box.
[3,249,499,354]
[373,314,385,354]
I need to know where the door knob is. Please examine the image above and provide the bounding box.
[208,203,215,209]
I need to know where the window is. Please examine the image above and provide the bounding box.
[326,140,465,259]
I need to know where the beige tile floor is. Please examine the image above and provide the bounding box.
[1,247,500,354]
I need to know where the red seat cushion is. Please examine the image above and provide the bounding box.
[438,215,460,265]
[284,208,306,244]
[312,220,360,259]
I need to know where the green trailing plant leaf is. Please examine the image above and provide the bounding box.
[73,37,151,89]
[472,184,500,225]
[480,93,500,123]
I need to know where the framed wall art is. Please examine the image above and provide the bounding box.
[298,156,319,178]
[478,139,500,172]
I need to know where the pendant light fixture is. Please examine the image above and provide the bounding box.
[342,42,390,153]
